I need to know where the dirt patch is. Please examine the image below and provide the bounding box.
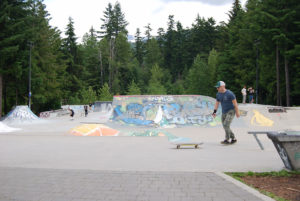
[241,175,300,201]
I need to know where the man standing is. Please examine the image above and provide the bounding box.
[68,108,75,120]
[84,105,88,117]
[241,85,247,104]
[212,81,240,144]
[248,87,255,103]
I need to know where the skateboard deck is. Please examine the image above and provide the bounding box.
[221,143,236,146]
[173,142,203,149]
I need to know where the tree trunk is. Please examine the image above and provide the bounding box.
[109,37,115,89]
[276,43,280,106]
[16,88,18,105]
[109,39,112,89]
[3,79,7,114]
[284,52,290,106]
[0,74,2,117]
[99,48,103,87]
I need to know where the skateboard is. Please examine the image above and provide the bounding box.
[173,142,203,149]
[220,141,237,145]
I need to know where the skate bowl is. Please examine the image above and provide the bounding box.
[111,95,218,127]
[111,95,300,130]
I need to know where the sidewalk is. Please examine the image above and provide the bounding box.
[0,167,273,201]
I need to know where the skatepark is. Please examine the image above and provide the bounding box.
[0,95,299,201]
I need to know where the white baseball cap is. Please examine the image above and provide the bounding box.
[215,81,225,88]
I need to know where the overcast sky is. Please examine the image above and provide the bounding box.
[44,0,247,42]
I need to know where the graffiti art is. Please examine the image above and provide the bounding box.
[112,95,220,127]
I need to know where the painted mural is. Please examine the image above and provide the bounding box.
[127,129,191,142]
[70,124,119,136]
[2,105,40,124]
[251,109,274,127]
[112,95,220,127]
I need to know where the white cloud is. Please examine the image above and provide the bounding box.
[160,0,234,6]
[44,0,246,42]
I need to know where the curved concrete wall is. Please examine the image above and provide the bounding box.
[112,95,220,127]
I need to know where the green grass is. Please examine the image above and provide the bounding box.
[226,170,300,201]
[227,170,300,178]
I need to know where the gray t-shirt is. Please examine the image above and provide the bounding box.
[216,90,236,114]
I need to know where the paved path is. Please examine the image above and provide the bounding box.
[0,167,270,201]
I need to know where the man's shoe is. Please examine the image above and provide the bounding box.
[221,140,230,144]
[231,139,237,144]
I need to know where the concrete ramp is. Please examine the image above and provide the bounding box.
[111,95,218,127]
[0,122,21,132]
[111,95,300,130]
[2,105,40,125]
[94,101,113,113]
[237,104,300,130]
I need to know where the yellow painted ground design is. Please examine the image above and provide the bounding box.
[251,109,274,127]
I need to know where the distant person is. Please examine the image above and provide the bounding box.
[248,87,255,103]
[89,103,93,112]
[69,108,74,120]
[241,85,247,104]
[212,81,240,144]
[84,105,88,117]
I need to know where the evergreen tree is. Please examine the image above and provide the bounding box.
[2,0,300,112]
[99,83,113,101]
[127,80,141,95]
[258,0,298,106]
[185,54,211,96]
[29,1,66,112]
[190,15,217,57]
[173,21,186,80]
[81,27,101,91]
[164,15,176,81]
[79,86,98,104]
[98,37,110,87]
[100,2,128,39]
[100,2,129,93]
[64,17,78,62]
[228,0,243,24]
[114,33,132,94]
[147,64,167,95]
[100,3,114,39]
[0,0,28,114]
[157,27,165,51]
[134,28,144,66]
[144,23,152,41]
[112,2,128,36]
[144,38,162,69]
[207,49,218,97]
[288,1,300,105]
[216,0,245,100]
[62,16,83,103]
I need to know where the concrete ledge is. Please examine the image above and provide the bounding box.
[215,172,275,201]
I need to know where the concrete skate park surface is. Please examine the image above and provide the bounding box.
[0,102,299,172]
[1,100,299,201]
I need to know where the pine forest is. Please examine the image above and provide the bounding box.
[0,0,299,116]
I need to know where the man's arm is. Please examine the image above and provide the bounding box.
[232,99,240,118]
[212,101,219,118]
